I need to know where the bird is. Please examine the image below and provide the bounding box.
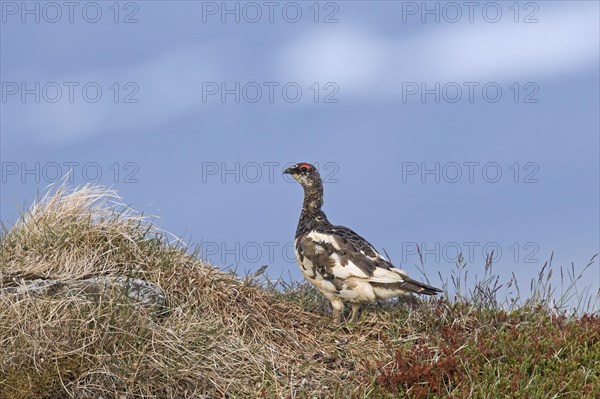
[284,162,441,323]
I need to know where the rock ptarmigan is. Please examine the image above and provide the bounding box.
[284,162,441,323]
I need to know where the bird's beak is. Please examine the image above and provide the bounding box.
[283,166,295,175]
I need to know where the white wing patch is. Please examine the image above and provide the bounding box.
[369,267,406,284]
[296,230,422,303]
[303,232,408,284]
[328,254,369,279]
[306,231,341,250]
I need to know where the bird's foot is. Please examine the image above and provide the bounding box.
[349,303,362,324]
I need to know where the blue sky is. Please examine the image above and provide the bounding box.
[1,1,599,307]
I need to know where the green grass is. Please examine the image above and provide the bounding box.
[0,184,598,398]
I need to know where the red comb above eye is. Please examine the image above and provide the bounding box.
[299,163,311,170]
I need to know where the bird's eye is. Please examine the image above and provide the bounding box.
[300,166,308,172]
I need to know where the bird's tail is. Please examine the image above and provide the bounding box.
[397,276,442,295]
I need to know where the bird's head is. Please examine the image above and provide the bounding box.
[284,162,322,188]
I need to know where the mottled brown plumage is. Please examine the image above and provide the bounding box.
[284,162,441,323]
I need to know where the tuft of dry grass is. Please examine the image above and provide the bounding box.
[0,184,384,398]
[1,183,598,398]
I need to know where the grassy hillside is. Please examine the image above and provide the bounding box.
[0,185,598,398]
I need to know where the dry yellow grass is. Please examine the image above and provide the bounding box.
[0,184,397,398]
[1,184,598,398]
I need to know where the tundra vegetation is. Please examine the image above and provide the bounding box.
[0,184,598,398]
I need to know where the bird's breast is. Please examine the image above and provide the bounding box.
[294,238,316,278]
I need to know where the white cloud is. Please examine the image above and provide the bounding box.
[4,43,223,145]
[425,4,599,81]
[276,2,599,97]
[4,2,598,144]
[276,30,387,96]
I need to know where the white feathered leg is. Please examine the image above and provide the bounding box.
[350,303,362,323]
